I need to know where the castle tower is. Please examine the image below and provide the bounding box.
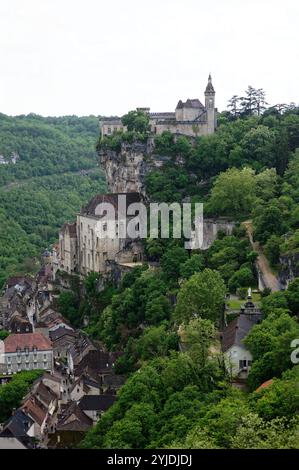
[205,74,216,134]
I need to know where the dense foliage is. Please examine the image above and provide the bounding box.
[0,114,106,287]
[1,95,298,449]
[77,97,299,449]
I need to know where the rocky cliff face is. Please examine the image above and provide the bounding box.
[279,252,299,288]
[99,139,235,250]
[99,139,163,195]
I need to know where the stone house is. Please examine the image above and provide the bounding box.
[221,293,262,379]
[69,373,101,402]
[50,401,93,448]
[21,395,49,439]
[78,394,116,423]
[0,410,35,449]
[1,332,53,374]
[49,326,77,360]
[58,192,144,277]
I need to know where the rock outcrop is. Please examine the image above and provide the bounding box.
[279,252,299,288]
[99,139,169,196]
[99,139,236,250]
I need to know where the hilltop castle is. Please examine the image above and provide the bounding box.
[56,76,220,280]
[100,75,217,138]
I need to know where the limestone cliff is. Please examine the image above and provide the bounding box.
[279,252,299,288]
[99,139,162,195]
[99,138,236,250]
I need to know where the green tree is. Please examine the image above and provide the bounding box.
[121,110,150,133]
[160,245,188,283]
[285,277,299,315]
[244,312,299,390]
[0,370,43,422]
[180,254,204,279]
[179,318,216,367]
[228,267,256,292]
[231,413,298,449]
[207,167,256,217]
[175,269,226,324]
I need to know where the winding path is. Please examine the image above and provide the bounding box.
[243,220,281,292]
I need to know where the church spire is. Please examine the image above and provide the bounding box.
[205,74,215,94]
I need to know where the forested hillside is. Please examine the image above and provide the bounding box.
[76,95,299,449]
[0,114,106,287]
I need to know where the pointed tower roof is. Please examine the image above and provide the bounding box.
[205,74,215,94]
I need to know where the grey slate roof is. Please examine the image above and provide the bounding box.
[0,410,34,438]
[78,394,116,412]
[221,314,260,352]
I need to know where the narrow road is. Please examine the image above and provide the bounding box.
[243,220,281,292]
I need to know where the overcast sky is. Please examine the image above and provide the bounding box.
[0,0,298,117]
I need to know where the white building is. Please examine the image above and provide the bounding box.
[1,332,53,374]
[58,193,144,277]
[221,293,262,379]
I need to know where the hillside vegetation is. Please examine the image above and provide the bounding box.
[0,114,106,287]
[76,96,299,448]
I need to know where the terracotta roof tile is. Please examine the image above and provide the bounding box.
[4,332,52,353]
[255,379,274,393]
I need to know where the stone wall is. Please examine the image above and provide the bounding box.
[201,218,236,250]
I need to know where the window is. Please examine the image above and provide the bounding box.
[248,360,252,367]
[239,360,247,369]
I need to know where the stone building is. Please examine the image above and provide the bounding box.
[58,192,144,277]
[221,290,263,380]
[1,332,53,374]
[100,75,217,138]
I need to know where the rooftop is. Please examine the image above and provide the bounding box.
[0,410,34,438]
[4,332,52,353]
[78,394,117,412]
[221,314,260,353]
[80,192,143,217]
[56,402,93,432]
[176,98,205,109]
